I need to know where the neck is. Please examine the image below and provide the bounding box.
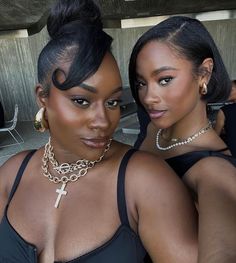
[48,137,112,164]
[162,119,210,142]
[156,120,212,152]
[163,101,209,140]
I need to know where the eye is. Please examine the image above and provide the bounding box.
[105,99,121,109]
[71,98,89,108]
[135,80,146,89]
[159,77,173,86]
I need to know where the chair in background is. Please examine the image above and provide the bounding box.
[0,104,24,150]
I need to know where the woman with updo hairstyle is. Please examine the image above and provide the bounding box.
[0,1,198,262]
[129,16,236,262]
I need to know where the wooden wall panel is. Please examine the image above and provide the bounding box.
[106,27,149,87]
[0,19,235,121]
[0,38,36,120]
[204,19,236,79]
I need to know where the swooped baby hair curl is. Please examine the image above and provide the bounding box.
[37,0,112,96]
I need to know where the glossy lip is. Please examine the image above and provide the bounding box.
[81,137,110,149]
[147,109,167,119]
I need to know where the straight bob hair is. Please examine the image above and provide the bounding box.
[129,16,231,106]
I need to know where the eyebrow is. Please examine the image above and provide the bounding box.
[79,83,97,93]
[136,66,178,79]
[151,66,178,77]
[112,86,123,94]
[79,82,123,94]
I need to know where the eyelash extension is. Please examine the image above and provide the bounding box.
[135,80,146,89]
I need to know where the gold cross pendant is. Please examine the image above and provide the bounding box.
[54,183,67,208]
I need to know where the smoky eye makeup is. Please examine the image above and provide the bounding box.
[135,79,146,89]
[70,96,90,107]
[158,76,174,86]
[106,99,122,109]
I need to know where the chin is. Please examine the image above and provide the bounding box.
[151,119,172,130]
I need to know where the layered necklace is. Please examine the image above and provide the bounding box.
[156,121,212,151]
[42,137,112,208]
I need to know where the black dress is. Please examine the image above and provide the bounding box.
[0,149,147,263]
[221,103,236,157]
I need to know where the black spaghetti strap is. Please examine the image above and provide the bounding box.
[117,148,137,226]
[214,147,229,152]
[7,150,36,205]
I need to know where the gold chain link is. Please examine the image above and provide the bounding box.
[42,138,112,184]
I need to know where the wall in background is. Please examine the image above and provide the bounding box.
[0,27,49,120]
[0,19,235,121]
[107,19,236,86]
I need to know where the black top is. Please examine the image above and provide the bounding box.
[0,149,146,263]
[165,148,236,176]
[221,103,236,157]
[134,106,236,177]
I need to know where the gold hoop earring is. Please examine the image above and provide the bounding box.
[201,83,208,95]
[34,107,48,132]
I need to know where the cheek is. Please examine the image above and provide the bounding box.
[110,109,120,128]
[168,77,198,101]
[167,85,199,115]
[138,89,146,103]
[47,105,85,130]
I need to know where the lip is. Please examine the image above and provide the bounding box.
[81,137,110,149]
[147,109,167,119]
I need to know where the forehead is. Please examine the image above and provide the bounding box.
[85,52,122,87]
[137,41,182,66]
[136,41,192,75]
[51,52,122,92]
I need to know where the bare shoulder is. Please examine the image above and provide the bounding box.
[0,150,34,197]
[0,150,36,220]
[127,150,179,182]
[125,150,190,203]
[125,150,198,262]
[189,155,236,189]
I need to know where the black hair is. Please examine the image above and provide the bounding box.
[129,16,231,106]
[37,0,112,96]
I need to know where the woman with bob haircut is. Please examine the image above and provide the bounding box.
[129,16,236,263]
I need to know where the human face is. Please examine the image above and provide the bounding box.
[43,52,122,161]
[135,41,202,129]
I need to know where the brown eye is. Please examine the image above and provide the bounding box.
[106,99,121,109]
[135,80,146,89]
[159,77,173,86]
[71,98,89,108]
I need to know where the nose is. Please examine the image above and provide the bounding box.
[89,104,110,130]
[142,84,161,106]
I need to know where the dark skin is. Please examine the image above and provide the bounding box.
[0,52,197,262]
[135,41,236,263]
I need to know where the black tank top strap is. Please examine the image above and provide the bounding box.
[212,147,229,153]
[7,150,36,205]
[117,148,137,227]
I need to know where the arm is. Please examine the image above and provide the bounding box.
[127,152,198,263]
[192,157,236,263]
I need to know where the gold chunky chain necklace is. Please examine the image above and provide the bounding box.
[42,137,112,208]
[156,121,212,151]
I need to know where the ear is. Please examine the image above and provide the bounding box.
[35,84,48,108]
[199,58,214,86]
